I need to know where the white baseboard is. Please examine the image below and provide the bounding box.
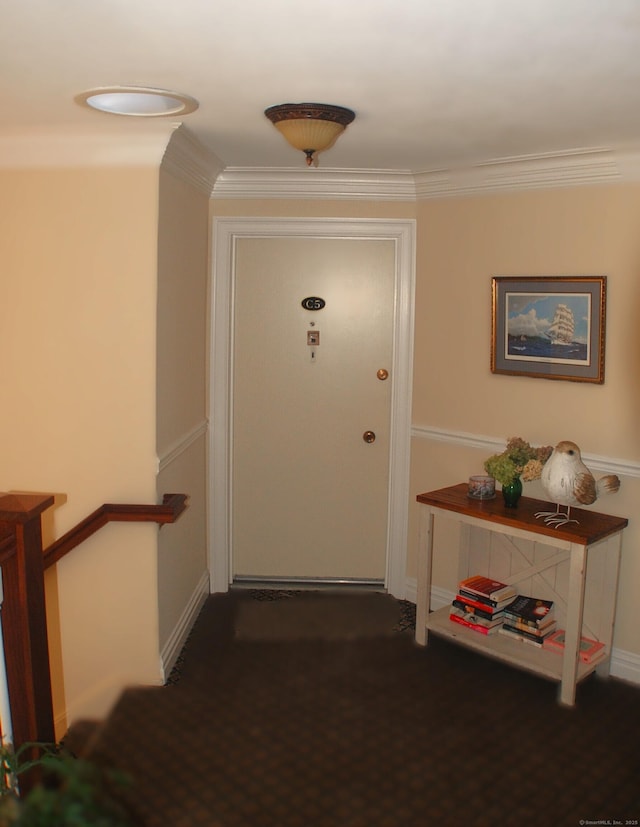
[404,577,640,687]
[609,646,640,685]
[160,570,210,681]
[56,572,210,735]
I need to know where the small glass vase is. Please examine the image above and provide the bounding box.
[501,476,523,508]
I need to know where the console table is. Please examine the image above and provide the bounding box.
[415,483,628,705]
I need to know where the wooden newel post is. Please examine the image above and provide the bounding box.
[0,493,56,754]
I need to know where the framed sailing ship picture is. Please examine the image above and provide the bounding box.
[491,276,606,383]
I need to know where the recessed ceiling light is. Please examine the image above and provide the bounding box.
[75,86,199,117]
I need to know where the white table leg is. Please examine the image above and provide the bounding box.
[415,506,434,646]
[559,542,587,706]
[596,533,623,678]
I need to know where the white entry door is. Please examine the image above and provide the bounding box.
[210,218,415,597]
[232,236,395,582]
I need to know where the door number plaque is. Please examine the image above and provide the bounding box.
[301,296,326,311]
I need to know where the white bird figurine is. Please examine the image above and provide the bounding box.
[536,440,620,527]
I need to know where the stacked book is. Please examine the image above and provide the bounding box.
[449,575,518,635]
[543,630,606,663]
[499,595,556,647]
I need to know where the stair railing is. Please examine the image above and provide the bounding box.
[0,492,188,769]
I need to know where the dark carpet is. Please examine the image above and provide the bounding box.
[233,590,403,641]
[79,590,640,827]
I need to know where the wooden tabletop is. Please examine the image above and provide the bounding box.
[417,483,628,545]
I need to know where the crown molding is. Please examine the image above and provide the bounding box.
[3,133,639,198]
[212,166,417,201]
[0,123,180,168]
[414,147,640,199]
[161,125,224,196]
[212,147,640,201]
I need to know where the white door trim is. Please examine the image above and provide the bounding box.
[209,217,416,599]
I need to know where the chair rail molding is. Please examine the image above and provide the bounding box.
[412,424,640,479]
[158,420,209,473]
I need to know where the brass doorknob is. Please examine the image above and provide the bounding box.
[377,369,389,380]
[363,431,376,443]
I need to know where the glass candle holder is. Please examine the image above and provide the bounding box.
[468,475,496,499]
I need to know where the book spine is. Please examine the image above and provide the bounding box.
[502,624,554,645]
[457,589,504,609]
[450,610,503,629]
[503,618,555,635]
[452,599,503,621]
[449,613,501,635]
[499,627,544,647]
[543,637,606,663]
[579,643,605,664]
[459,585,515,603]
[503,613,548,629]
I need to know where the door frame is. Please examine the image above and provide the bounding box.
[209,217,416,598]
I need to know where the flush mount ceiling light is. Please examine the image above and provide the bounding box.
[75,86,199,117]
[264,103,355,166]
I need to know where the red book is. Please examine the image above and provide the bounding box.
[458,574,518,603]
[449,612,502,635]
[542,630,606,663]
[450,605,504,628]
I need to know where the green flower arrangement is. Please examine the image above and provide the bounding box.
[484,437,553,487]
[0,739,133,827]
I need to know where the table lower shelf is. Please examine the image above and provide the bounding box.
[425,606,606,685]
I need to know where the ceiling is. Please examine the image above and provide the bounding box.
[3,0,640,174]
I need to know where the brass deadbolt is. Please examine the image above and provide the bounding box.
[363,431,376,443]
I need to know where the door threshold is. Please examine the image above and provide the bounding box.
[232,576,386,593]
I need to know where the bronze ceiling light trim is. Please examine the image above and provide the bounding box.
[264,103,356,166]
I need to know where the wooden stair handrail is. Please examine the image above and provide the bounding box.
[0,491,188,793]
[43,493,188,569]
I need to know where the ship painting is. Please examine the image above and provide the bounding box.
[495,278,604,380]
[504,294,589,365]
[543,303,575,346]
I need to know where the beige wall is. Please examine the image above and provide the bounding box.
[156,165,210,668]
[3,165,638,739]
[214,186,640,662]
[411,184,640,657]
[0,165,161,734]
[212,198,416,222]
